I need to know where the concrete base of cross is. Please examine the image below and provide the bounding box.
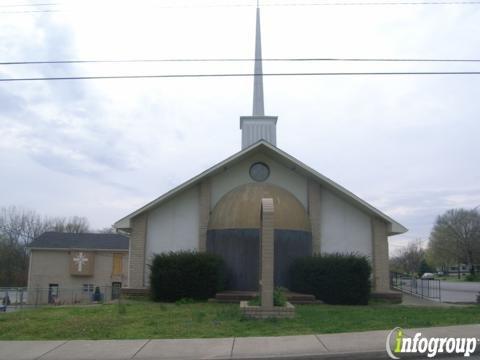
[240,300,295,319]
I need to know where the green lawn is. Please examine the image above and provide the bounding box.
[0,301,479,340]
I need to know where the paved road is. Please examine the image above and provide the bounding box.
[440,281,480,303]
[395,278,480,303]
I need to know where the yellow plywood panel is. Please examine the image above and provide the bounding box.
[112,254,123,276]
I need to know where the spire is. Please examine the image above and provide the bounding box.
[252,3,265,116]
[239,2,278,149]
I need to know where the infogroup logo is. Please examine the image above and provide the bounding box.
[385,327,478,359]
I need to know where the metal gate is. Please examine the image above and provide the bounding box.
[391,272,441,301]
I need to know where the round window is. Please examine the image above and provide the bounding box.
[249,162,270,182]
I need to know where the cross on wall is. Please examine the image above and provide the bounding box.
[73,252,89,272]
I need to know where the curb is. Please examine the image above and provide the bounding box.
[227,350,388,360]
[227,350,463,360]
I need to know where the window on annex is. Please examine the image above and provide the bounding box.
[83,283,94,293]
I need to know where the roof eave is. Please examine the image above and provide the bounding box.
[114,140,408,235]
[388,222,409,236]
[113,141,271,229]
[28,247,129,252]
[259,143,408,236]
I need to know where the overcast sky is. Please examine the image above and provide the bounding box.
[1,0,479,254]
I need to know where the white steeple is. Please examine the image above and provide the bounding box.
[240,3,278,149]
[252,5,264,116]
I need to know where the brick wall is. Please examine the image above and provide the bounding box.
[128,213,148,288]
[198,179,211,252]
[371,217,390,292]
[308,179,321,254]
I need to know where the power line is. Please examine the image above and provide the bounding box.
[2,0,480,13]
[260,0,480,5]
[1,71,480,82]
[5,57,480,65]
[0,9,58,13]
[2,57,480,65]
[0,2,57,7]
[4,0,480,5]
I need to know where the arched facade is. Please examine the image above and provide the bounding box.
[207,183,312,290]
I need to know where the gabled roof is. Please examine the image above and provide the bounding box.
[29,232,129,251]
[114,141,407,235]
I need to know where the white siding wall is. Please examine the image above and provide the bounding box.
[210,153,308,209]
[144,156,373,279]
[320,188,372,258]
[145,185,200,268]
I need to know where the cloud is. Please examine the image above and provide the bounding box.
[367,187,480,254]
[0,88,27,115]
[0,13,144,190]
[0,1,479,236]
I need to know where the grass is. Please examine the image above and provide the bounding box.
[0,300,478,340]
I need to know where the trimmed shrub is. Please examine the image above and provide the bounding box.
[150,251,226,302]
[289,253,371,305]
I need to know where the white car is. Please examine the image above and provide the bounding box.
[421,272,435,279]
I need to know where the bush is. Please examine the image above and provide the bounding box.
[418,259,433,277]
[289,253,371,305]
[465,274,480,282]
[150,251,226,302]
[274,287,287,306]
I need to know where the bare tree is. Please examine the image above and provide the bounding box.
[97,226,116,234]
[428,208,480,277]
[0,206,91,286]
[0,235,27,287]
[65,216,90,233]
[0,206,50,247]
[390,240,426,275]
[0,206,90,246]
[49,216,90,234]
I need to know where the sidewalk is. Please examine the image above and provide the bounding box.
[1,324,479,360]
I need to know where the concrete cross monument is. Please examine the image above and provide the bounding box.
[240,198,295,318]
[259,198,274,308]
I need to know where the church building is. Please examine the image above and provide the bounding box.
[27,232,128,304]
[114,6,407,296]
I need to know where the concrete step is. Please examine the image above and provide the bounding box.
[289,299,324,305]
[215,291,257,302]
[286,293,316,302]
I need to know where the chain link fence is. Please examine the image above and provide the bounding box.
[1,285,122,310]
